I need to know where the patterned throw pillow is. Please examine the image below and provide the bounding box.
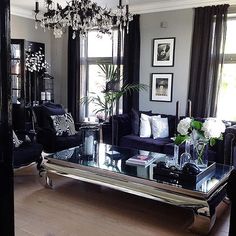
[51,113,76,136]
[13,130,23,148]
[65,113,76,136]
[51,114,68,136]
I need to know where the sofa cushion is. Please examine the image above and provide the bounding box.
[120,134,172,153]
[113,113,131,138]
[65,113,76,135]
[51,113,76,137]
[152,117,169,138]
[13,142,43,168]
[140,114,152,138]
[54,132,82,152]
[51,114,69,136]
[152,113,176,137]
[131,109,152,135]
[34,103,65,130]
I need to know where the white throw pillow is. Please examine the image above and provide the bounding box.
[139,113,152,138]
[152,117,169,139]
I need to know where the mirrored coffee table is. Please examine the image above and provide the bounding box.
[41,143,234,235]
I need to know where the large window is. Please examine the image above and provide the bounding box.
[217,17,236,121]
[84,30,120,118]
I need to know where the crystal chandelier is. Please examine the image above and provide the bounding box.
[34,0,133,39]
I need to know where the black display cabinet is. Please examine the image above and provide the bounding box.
[39,72,54,104]
[10,39,26,104]
[10,39,48,131]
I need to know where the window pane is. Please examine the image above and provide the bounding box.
[224,19,236,54]
[88,31,113,57]
[88,65,106,117]
[217,64,236,121]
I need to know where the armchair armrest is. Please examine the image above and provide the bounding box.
[224,125,236,166]
[113,113,132,143]
[35,127,57,152]
[101,114,131,145]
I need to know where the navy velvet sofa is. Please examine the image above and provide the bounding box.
[111,111,176,154]
[103,110,229,165]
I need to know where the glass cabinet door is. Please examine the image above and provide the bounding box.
[10,43,22,104]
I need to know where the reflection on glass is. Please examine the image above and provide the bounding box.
[12,90,21,103]
[47,144,233,195]
[11,44,21,58]
[12,75,21,89]
[11,60,21,74]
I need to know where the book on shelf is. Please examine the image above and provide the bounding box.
[126,155,157,167]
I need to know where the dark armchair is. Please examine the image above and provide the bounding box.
[13,132,43,169]
[33,103,82,153]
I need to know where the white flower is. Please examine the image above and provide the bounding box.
[177,117,192,135]
[25,46,50,72]
[201,119,226,139]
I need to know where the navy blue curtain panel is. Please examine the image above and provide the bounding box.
[123,15,140,113]
[67,28,81,123]
[188,5,229,117]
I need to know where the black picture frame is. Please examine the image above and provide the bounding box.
[152,37,175,67]
[150,73,173,102]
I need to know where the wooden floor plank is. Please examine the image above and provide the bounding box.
[14,165,230,236]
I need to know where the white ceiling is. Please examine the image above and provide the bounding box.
[11,0,236,19]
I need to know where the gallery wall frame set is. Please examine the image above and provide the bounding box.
[150,73,173,102]
[152,37,175,67]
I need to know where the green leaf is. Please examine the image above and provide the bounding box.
[209,138,216,146]
[80,63,148,116]
[191,120,203,130]
[197,130,205,139]
[174,135,188,145]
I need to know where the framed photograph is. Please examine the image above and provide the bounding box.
[152,37,175,67]
[150,73,173,102]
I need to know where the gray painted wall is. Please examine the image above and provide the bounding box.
[11,15,68,108]
[50,32,68,108]
[11,15,52,72]
[11,9,194,114]
[139,9,194,116]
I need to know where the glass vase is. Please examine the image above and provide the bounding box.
[193,140,208,169]
[179,139,192,169]
[185,139,191,154]
[173,144,179,167]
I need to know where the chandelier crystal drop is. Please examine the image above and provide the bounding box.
[34,0,133,39]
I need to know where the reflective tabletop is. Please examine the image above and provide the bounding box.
[47,143,234,197]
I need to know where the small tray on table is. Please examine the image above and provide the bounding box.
[153,162,216,185]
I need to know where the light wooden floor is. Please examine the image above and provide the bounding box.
[14,165,230,236]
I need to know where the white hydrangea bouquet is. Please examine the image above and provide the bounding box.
[174,117,226,167]
[175,117,226,146]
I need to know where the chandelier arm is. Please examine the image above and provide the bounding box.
[35,0,133,38]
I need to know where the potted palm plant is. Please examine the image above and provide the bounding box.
[81,64,147,121]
